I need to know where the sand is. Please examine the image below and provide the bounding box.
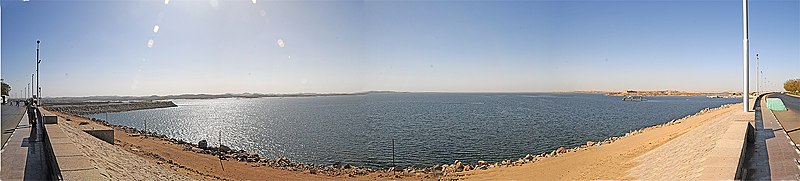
[461,104,741,180]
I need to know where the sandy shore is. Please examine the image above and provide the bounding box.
[460,103,740,180]
[50,111,430,180]
[48,103,740,180]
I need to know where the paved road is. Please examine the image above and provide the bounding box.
[1,105,26,149]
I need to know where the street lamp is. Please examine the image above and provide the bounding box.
[36,40,41,106]
[742,0,750,112]
[30,74,34,102]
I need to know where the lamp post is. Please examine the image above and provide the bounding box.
[742,0,750,112]
[36,40,41,106]
[30,74,34,102]
[756,53,759,95]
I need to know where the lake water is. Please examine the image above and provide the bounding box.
[86,93,738,168]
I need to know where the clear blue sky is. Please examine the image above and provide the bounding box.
[1,0,798,97]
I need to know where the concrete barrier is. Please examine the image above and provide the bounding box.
[45,124,105,180]
[39,108,59,124]
[699,112,754,180]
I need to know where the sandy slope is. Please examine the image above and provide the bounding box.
[626,104,734,180]
[461,104,740,180]
[57,117,193,180]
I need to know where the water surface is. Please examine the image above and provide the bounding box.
[87,93,738,168]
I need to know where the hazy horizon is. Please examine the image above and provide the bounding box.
[38,89,751,99]
[2,0,798,97]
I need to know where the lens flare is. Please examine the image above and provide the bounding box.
[153,25,160,33]
[147,39,155,48]
[277,39,285,48]
[251,0,257,4]
[164,0,169,5]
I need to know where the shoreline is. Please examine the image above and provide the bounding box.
[46,102,738,180]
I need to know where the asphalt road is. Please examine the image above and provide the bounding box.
[769,93,800,143]
[1,105,26,149]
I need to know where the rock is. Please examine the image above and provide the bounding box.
[219,144,231,152]
[524,154,535,160]
[246,152,259,158]
[463,164,471,171]
[556,147,566,154]
[477,160,488,166]
[586,141,596,147]
[247,158,258,162]
[453,160,463,170]
[198,140,208,149]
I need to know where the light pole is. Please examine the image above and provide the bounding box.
[30,74,34,102]
[756,53,759,95]
[742,0,750,112]
[36,40,41,106]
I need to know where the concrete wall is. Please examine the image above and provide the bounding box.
[83,130,114,144]
[39,108,58,124]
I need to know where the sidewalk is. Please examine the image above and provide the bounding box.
[744,94,800,180]
[0,112,48,180]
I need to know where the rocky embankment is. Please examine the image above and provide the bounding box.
[45,101,177,115]
[51,104,735,179]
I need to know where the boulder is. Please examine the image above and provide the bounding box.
[556,147,566,154]
[198,140,208,149]
[477,160,488,166]
[219,144,231,152]
[453,160,463,170]
[586,141,596,147]
[524,154,535,160]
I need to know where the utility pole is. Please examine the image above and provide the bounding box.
[742,0,750,112]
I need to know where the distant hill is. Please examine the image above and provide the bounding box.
[42,91,406,104]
